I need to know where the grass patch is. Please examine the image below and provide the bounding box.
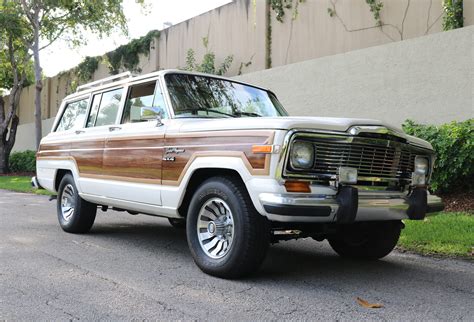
[0,176,53,196]
[399,212,474,259]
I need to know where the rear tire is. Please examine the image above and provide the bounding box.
[328,220,402,260]
[186,176,270,279]
[57,174,97,233]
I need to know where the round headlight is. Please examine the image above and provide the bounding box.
[415,156,429,175]
[290,141,314,169]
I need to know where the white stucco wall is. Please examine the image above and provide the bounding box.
[236,26,474,126]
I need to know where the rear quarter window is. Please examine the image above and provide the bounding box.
[56,98,90,132]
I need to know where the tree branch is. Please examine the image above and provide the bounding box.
[38,25,66,52]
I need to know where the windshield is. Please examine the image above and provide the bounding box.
[165,73,288,118]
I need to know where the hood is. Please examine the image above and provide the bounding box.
[174,116,432,149]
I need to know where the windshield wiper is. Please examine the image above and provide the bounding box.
[235,111,262,117]
[177,108,236,118]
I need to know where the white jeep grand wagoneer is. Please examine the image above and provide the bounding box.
[34,70,444,278]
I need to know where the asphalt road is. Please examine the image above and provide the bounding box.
[1,190,473,320]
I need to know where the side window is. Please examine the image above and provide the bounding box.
[86,88,123,127]
[121,81,168,124]
[56,98,89,132]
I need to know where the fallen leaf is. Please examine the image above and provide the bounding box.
[356,297,384,309]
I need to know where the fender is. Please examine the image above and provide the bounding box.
[36,157,81,193]
[161,155,262,213]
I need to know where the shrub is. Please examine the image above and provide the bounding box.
[9,150,36,173]
[402,119,473,193]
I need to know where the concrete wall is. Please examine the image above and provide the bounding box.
[236,26,474,126]
[157,0,267,75]
[13,118,55,152]
[5,0,474,151]
[270,0,447,67]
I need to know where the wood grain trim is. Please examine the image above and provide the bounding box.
[37,156,162,185]
[161,150,271,187]
[37,130,276,186]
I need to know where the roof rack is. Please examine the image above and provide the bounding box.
[76,71,134,93]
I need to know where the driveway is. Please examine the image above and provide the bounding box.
[1,190,473,320]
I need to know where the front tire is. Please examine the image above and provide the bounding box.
[186,176,270,279]
[57,174,97,233]
[328,220,402,260]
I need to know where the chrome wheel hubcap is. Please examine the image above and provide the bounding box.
[197,198,234,259]
[61,184,76,222]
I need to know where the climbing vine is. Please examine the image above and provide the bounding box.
[75,56,101,82]
[442,0,463,30]
[270,0,305,22]
[106,29,160,74]
[365,0,384,26]
[328,0,384,28]
[183,37,249,76]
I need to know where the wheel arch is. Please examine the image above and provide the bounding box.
[177,168,247,218]
[54,169,73,192]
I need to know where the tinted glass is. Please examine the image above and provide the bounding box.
[56,98,89,131]
[93,88,122,127]
[122,82,154,123]
[165,74,287,118]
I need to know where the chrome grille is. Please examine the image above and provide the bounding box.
[285,134,432,182]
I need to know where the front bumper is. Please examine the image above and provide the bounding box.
[259,187,444,223]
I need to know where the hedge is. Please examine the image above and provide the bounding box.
[9,150,36,173]
[402,119,473,193]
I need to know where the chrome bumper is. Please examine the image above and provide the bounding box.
[259,189,444,223]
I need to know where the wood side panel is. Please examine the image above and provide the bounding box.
[70,139,104,175]
[162,130,274,184]
[102,145,163,181]
[37,130,275,186]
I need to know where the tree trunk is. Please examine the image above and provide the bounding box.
[0,96,7,174]
[0,144,8,174]
[33,25,43,151]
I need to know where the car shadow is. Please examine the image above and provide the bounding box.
[85,216,418,283]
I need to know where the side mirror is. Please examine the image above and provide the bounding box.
[140,106,163,127]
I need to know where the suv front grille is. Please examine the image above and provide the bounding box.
[285,134,432,183]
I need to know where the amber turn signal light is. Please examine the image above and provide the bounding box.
[251,145,274,154]
[284,180,311,193]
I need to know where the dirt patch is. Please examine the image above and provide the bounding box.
[439,191,474,213]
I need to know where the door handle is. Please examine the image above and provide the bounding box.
[109,126,122,132]
[75,130,85,135]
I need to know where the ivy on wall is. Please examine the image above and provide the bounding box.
[442,0,463,30]
[270,0,305,22]
[327,0,447,42]
[364,0,384,26]
[106,29,160,74]
[75,56,101,82]
[183,37,252,76]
